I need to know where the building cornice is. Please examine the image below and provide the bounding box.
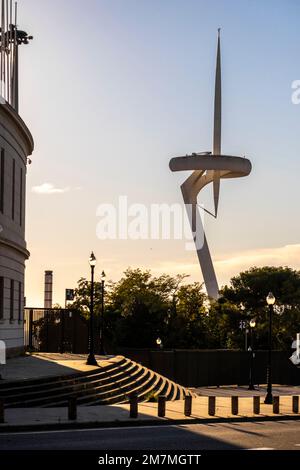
[0,236,30,259]
[0,103,34,156]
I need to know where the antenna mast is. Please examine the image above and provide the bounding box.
[0,0,33,113]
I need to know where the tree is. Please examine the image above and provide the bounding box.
[71,277,103,318]
[106,268,189,348]
[220,266,300,349]
[69,265,300,352]
[164,282,207,348]
[204,299,243,349]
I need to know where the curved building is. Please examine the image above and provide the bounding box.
[0,3,34,357]
[0,105,34,357]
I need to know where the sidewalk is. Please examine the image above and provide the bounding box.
[193,384,300,397]
[0,353,118,382]
[1,395,300,432]
[1,354,300,432]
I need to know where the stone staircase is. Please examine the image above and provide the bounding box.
[0,356,192,408]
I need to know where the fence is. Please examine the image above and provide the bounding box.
[24,308,91,354]
[23,310,300,387]
[114,347,300,387]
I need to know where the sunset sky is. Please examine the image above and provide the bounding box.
[19,0,300,306]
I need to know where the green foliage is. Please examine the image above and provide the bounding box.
[71,277,103,319]
[105,269,189,348]
[222,266,300,309]
[70,265,300,352]
[220,266,300,349]
[143,390,158,402]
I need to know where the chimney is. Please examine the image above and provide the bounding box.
[44,271,53,309]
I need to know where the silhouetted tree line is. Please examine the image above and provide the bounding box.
[70,266,300,351]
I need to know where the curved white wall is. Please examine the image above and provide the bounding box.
[0,104,34,357]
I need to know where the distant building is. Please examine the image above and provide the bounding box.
[44,271,53,309]
[0,3,34,357]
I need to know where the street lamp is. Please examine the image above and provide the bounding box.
[99,270,106,356]
[239,303,249,350]
[248,318,256,390]
[86,252,99,366]
[264,292,276,404]
[156,337,162,350]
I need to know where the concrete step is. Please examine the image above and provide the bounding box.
[0,356,130,397]
[42,365,148,407]
[138,372,163,402]
[7,363,144,408]
[83,368,154,406]
[1,356,192,408]
[5,361,139,405]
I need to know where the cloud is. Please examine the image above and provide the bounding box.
[31,183,70,195]
[215,244,300,286]
[150,244,300,287]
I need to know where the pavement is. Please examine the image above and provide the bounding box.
[0,353,118,382]
[0,393,300,432]
[193,384,300,396]
[1,420,300,450]
[1,353,300,432]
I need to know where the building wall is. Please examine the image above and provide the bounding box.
[0,104,34,358]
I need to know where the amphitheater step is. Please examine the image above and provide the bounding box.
[0,356,193,408]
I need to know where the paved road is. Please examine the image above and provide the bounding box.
[1,420,300,450]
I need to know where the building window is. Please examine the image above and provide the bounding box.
[20,167,23,226]
[0,277,3,320]
[0,148,4,213]
[10,279,14,321]
[18,281,22,322]
[12,158,15,220]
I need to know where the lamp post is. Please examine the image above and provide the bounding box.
[99,270,106,356]
[264,292,275,404]
[239,303,248,350]
[86,252,98,366]
[156,337,162,350]
[248,318,256,390]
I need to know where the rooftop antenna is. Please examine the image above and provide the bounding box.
[1,0,5,98]
[0,0,33,112]
[8,0,12,104]
[6,0,9,100]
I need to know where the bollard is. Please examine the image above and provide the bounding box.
[68,397,77,421]
[158,395,166,418]
[184,395,192,417]
[0,399,4,424]
[208,396,216,416]
[231,396,239,415]
[253,396,260,414]
[293,396,299,414]
[273,396,280,414]
[129,394,138,419]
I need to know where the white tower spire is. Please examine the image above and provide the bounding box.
[169,31,252,299]
[213,28,222,217]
